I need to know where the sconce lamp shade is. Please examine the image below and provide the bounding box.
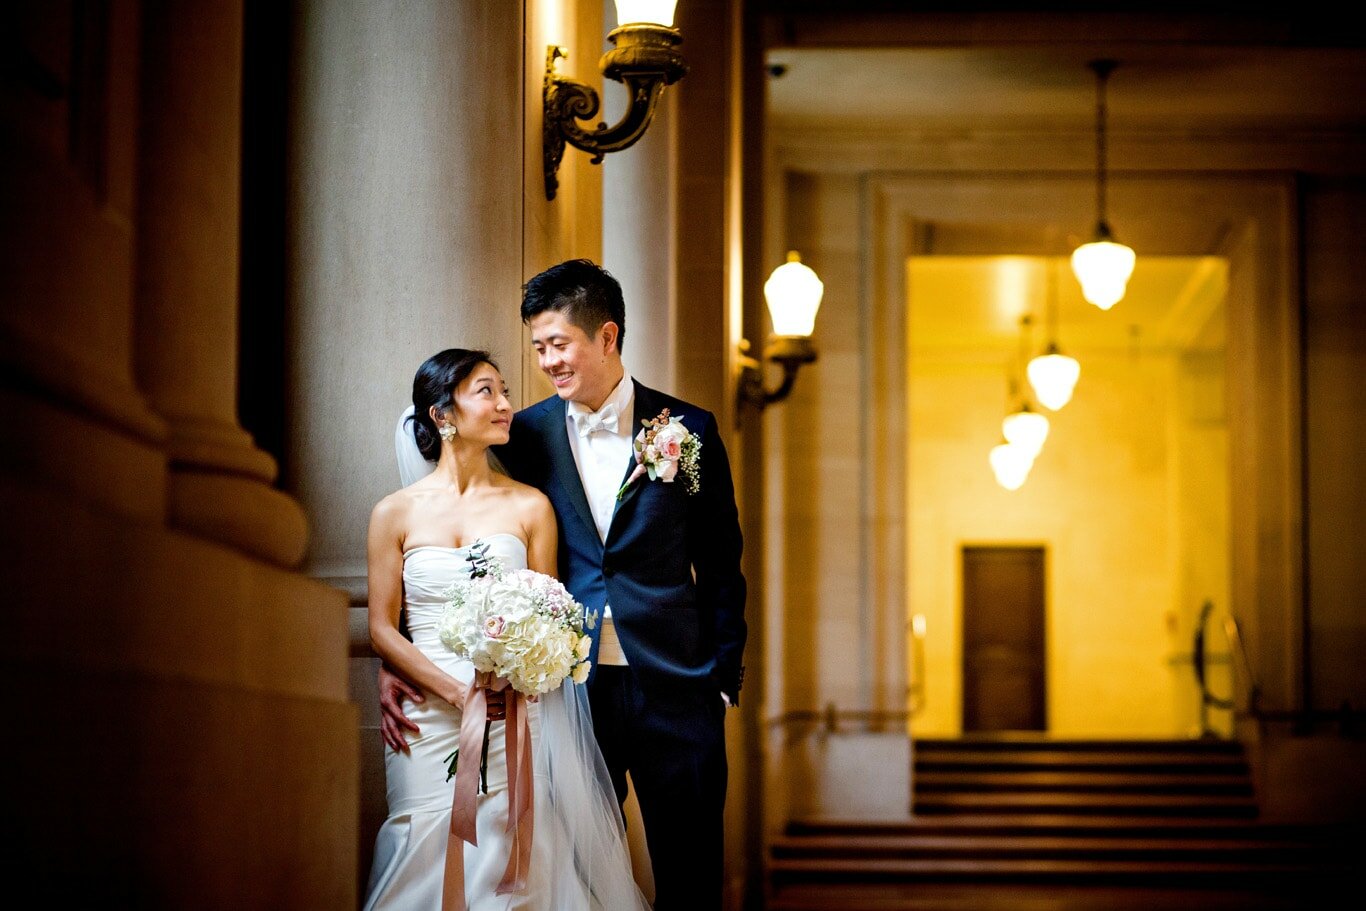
[615,0,679,26]
[764,251,824,337]
[1002,403,1049,458]
[1028,344,1082,410]
[990,441,1034,491]
[1071,232,1135,311]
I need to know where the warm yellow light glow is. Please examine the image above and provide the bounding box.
[1071,238,1136,310]
[614,0,678,27]
[1002,405,1049,457]
[989,441,1034,491]
[992,257,1035,332]
[764,251,824,337]
[1028,346,1082,411]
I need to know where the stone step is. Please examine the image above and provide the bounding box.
[911,792,1260,817]
[767,855,1336,886]
[785,815,1344,840]
[915,749,1250,772]
[766,882,1330,911]
[913,770,1255,794]
[914,736,1244,754]
[769,833,1323,862]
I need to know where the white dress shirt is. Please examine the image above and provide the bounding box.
[565,372,635,664]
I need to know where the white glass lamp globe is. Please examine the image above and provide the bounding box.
[990,441,1034,491]
[764,251,824,337]
[614,0,679,27]
[1002,404,1049,458]
[1071,237,1135,310]
[1028,345,1082,411]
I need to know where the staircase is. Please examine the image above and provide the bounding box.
[768,736,1363,910]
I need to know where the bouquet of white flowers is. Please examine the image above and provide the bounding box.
[436,541,596,797]
[436,541,597,899]
[438,541,595,696]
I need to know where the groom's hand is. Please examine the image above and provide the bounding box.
[378,664,423,753]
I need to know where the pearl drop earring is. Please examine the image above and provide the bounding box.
[438,423,458,441]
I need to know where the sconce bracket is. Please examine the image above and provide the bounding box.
[737,336,817,410]
[543,25,688,200]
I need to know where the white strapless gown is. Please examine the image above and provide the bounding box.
[363,534,649,911]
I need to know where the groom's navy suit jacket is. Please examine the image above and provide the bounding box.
[497,380,747,706]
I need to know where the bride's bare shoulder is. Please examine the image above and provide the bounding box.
[370,484,422,526]
[496,475,552,514]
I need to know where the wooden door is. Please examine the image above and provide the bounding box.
[961,546,1046,732]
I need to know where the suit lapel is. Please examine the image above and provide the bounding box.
[608,380,655,536]
[541,399,599,546]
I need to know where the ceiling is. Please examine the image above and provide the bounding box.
[765,46,1366,135]
[760,23,1362,359]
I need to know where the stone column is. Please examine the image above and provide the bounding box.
[602,4,677,392]
[290,0,526,587]
[0,0,166,522]
[290,0,528,887]
[5,4,356,906]
[134,0,307,567]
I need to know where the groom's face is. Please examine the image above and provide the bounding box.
[529,309,621,411]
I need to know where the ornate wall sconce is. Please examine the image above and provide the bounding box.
[737,252,824,410]
[543,2,687,200]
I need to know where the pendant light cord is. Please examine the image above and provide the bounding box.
[1015,314,1034,404]
[1089,59,1118,232]
[1046,261,1060,346]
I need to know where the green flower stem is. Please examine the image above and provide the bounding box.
[444,748,459,783]
[480,719,491,794]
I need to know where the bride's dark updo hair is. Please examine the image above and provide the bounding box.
[408,348,498,461]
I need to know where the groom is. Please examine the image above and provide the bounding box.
[379,259,747,910]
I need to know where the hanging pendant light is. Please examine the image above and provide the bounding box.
[1072,59,1135,311]
[1003,315,1049,458]
[1029,345,1081,410]
[1003,402,1049,458]
[990,439,1034,491]
[1028,260,1081,410]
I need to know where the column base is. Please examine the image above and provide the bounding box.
[169,468,310,569]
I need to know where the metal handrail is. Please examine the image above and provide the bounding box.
[1223,613,1365,734]
[908,613,928,719]
[1221,610,1259,714]
[766,705,910,739]
[765,614,926,740]
[1194,600,1236,711]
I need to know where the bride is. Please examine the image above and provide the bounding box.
[363,348,649,910]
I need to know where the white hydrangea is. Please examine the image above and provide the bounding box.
[439,561,594,697]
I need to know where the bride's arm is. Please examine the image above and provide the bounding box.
[524,491,558,578]
[367,495,468,708]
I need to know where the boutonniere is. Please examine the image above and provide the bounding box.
[616,408,702,500]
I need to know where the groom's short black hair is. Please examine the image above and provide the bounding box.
[521,259,627,354]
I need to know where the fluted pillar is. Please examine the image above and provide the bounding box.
[134,0,307,568]
[0,1,166,521]
[4,3,355,906]
[291,0,526,587]
[603,4,677,391]
[290,0,528,889]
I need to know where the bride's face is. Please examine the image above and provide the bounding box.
[449,362,512,445]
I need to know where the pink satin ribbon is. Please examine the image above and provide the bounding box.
[442,672,535,911]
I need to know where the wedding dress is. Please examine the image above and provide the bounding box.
[364,533,649,910]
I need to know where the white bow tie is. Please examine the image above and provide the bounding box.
[572,403,619,437]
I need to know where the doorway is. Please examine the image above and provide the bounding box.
[961,545,1046,733]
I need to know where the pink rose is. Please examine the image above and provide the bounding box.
[652,421,688,458]
[483,616,506,639]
